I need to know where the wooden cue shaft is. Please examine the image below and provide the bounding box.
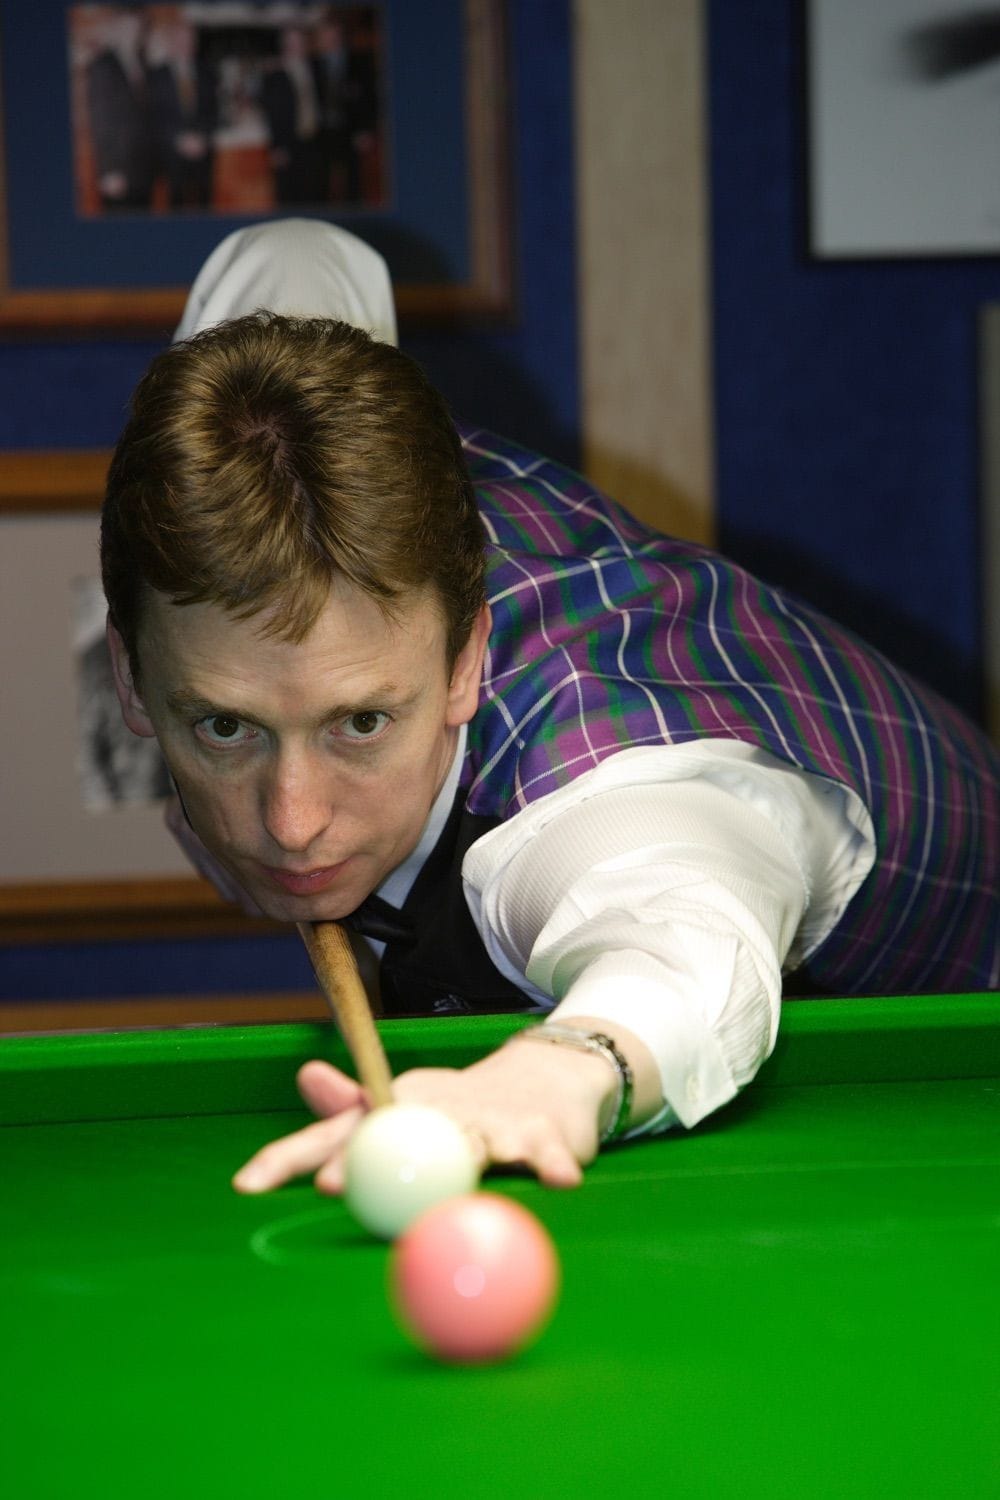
[297,921,394,1108]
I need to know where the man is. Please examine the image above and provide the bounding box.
[102,221,998,1197]
[85,7,155,212]
[259,27,327,206]
[146,17,218,211]
[309,14,353,202]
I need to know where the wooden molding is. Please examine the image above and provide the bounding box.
[0,877,287,945]
[0,449,110,512]
[0,989,328,1034]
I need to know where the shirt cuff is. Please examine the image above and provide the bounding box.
[547,940,741,1129]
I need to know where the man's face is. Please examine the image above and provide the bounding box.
[109,583,488,922]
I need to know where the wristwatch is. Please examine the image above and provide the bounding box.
[512,1023,634,1143]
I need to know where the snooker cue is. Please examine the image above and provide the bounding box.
[297,921,394,1108]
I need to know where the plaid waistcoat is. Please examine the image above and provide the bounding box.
[459,429,999,994]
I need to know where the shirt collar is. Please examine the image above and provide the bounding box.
[375,723,467,909]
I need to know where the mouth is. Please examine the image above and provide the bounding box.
[259,863,348,897]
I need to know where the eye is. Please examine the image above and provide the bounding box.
[196,714,257,748]
[339,710,392,741]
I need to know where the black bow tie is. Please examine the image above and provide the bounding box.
[343,893,414,944]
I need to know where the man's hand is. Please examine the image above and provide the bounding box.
[231,1033,627,1196]
[98,171,128,199]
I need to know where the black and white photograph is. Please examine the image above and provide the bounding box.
[808,0,1000,255]
[0,510,190,887]
[72,575,172,810]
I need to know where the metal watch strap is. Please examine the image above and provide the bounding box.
[513,1023,634,1143]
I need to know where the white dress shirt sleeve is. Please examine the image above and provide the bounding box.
[462,742,875,1133]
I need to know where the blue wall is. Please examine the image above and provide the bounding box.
[708,0,999,720]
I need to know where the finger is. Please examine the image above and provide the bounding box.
[296,1059,368,1118]
[486,1121,585,1190]
[312,1102,372,1194]
[530,1137,585,1189]
[313,1155,347,1195]
[232,1113,357,1194]
[462,1126,491,1177]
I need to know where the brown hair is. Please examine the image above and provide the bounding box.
[101,313,486,677]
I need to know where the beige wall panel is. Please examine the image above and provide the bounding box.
[574,0,714,542]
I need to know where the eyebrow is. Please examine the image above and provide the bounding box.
[166,692,255,724]
[165,685,415,725]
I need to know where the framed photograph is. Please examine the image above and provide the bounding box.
[0,0,511,332]
[0,452,288,943]
[807,0,1000,257]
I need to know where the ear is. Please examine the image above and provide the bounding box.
[106,618,157,739]
[445,604,491,727]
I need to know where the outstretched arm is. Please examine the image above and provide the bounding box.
[231,743,871,1195]
[232,1015,663,1194]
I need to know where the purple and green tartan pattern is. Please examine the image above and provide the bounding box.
[458,428,999,996]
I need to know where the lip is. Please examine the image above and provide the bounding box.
[260,863,347,896]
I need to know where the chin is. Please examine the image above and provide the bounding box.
[251,886,365,926]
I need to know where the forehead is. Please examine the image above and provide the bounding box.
[136,582,449,701]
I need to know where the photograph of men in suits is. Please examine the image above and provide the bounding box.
[260,25,327,206]
[71,4,386,217]
[84,7,155,212]
[147,17,219,211]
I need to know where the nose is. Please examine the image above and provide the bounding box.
[260,752,333,856]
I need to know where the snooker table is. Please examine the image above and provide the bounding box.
[2,993,998,1500]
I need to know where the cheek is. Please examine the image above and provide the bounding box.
[167,761,253,840]
[346,770,409,823]
[342,762,435,844]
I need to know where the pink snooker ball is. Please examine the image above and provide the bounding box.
[390,1193,560,1365]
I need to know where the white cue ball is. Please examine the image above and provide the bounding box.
[344,1103,481,1240]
